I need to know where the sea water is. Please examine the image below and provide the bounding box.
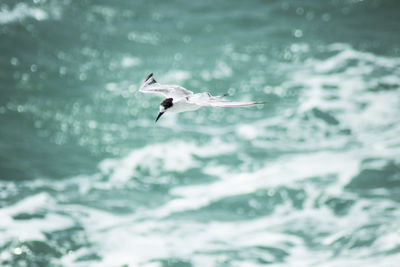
[1,0,400,266]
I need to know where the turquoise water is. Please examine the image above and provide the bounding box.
[1,0,400,266]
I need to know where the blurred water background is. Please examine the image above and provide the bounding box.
[1,0,400,266]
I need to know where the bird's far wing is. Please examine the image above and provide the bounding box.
[139,73,193,99]
[202,100,266,107]
[139,73,167,97]
[188,92,265,108]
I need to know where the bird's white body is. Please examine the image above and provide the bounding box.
[139,73,265,121]
[168,98,201,113]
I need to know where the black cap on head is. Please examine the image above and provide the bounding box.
[155,98,173,123]
[161,98,173,109]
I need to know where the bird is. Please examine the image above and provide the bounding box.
[139,73,265,122]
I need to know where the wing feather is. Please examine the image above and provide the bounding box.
[139,73,193,99]
[203,100,266,107]
[187,93,265,108]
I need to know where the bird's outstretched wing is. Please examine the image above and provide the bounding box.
[188,92,265,108]
[139,73,193,99]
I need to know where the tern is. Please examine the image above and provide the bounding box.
[139,73,265,122]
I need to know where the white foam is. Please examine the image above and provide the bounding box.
[236,124,260,140]
[282,43,400,155]
[161,151,358,216]
[0,3,48,24]
[0,193,74,242]
[98,139,236,185]
[65,212,305,267]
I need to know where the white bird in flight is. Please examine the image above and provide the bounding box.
[139,73,265,122]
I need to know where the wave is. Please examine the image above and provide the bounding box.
[1,43,400,266]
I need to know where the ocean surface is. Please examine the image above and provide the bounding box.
[1,0,400,266]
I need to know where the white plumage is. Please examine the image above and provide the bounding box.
[139,73,265,121]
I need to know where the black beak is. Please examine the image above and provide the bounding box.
[155,112,164,122]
